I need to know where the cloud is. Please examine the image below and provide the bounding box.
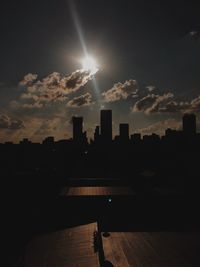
[157,100,189,113]
[19,73,38,86]
[145,93,174,114]
[131,90,200,115]
[21,102,44,109]
[190,95,200,112]
[132,94,161,113]
[19,69,97,108]
[153,95,200,114]
[132,92,189,114]
[0,114,25,130]
[67,92,94,108]
[102,79,138,102]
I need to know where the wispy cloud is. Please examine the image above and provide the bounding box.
[132,93,173,114]
[132,91,200,115]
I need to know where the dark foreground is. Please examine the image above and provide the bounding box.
[21,223,200,267]
[3,177,200,267]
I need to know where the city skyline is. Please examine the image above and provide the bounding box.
[1,110,198,144]
[0,0,200,142]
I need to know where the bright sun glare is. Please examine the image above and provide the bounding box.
[81,56,98,74]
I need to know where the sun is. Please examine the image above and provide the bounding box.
[81,56,98,74]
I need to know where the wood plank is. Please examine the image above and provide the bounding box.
[67,186,134,196]
[101,232,200,267]
[21,223,99,267]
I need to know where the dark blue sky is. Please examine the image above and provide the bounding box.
[0,0,200,142]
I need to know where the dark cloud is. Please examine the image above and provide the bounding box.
[67,92,94,108]
[132,91,200,115]
[63,70,93,90]
[158,101,189,113]
[0,114,25,130]
[132,93,162,114]
[145,93,174,114]
[102,80,138,102]
[19,69,97,108]
[165,96,200,114]
[132,92,175,114]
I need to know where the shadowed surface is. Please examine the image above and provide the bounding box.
[21,223,99,267]
[102,231,200,267]
[20,224,200,267]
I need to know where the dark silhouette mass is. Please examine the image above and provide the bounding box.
[2,110,200,266]
[100,110,112,143]
[1,110,199,179]
[182,113,196,136]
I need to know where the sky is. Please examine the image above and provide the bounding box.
[0,0,200,142]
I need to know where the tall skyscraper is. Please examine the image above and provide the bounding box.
[100,110,112,142]
[182,113,196,135]
[72,116,83,141]
[119,123,129,141]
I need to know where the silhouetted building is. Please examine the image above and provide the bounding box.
[143,133,160,142]
[131,133,141,142]
[72,116,83,141]
[114,135,120,141]
[42,136,54,145]
[164,128,183,142]
[119,123,129,141]
[55,139,73,145]
[72,116,88,144]
[19,138,32,145]
[165,128,175,137]
[151,133,160,141]
[4,141,13,145]
[100,110,112,142]
[182,113,196,136]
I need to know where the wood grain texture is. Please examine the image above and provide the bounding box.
[102,232,200,267]
[67,186,134,196]
[21,223,99,267]
[20,225,200,267]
